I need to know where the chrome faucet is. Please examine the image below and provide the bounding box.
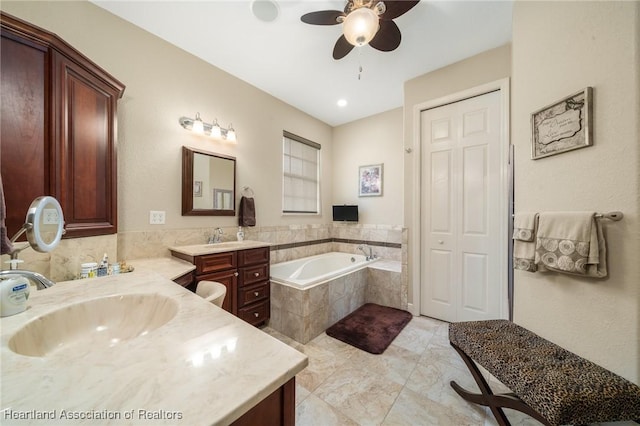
[357,244,376,261]
[208,227,223,244]
[0,269,55,290]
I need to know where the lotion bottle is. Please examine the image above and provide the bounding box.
[0,276,30,317]
[236,226,245,241]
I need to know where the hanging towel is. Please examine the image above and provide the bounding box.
[239,196,256,227]
[513,212,538,272]
[0,175,14,255]
[535,212,607,278]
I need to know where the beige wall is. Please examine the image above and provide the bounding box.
[332,108,404,225]
[403,45,512,306]
[512,1,639,383]
[0,0,333,233]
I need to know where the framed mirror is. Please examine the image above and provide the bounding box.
[182,146,236,216]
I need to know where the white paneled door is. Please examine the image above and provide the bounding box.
[420,90,506,322]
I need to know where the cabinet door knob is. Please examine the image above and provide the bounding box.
[254,291,260,297]
[234,272,239,277]
[254,272,260,277]
[253,312,259,318]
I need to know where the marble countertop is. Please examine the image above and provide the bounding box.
[130,257,196,281]
[0,271,308,425]
[168,240,272,257]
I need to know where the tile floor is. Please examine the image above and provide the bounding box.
[263,316,636,426]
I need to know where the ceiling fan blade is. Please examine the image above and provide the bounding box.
[333,35,355,60]
[369,20,401,52]
[380,0,420,20]
[301,10,344,25]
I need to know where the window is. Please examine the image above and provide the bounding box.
[282,131,320,214]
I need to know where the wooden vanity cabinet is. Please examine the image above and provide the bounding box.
[237,248,270,327]
[171,246,270,326]
[0,12,124,239]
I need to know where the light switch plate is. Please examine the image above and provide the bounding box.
[149,210,166,225]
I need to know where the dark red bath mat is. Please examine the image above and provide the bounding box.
[326,303,412,354]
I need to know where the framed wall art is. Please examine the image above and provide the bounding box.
[193,180,202,197]
[358,164,383,197]
[531,87,592,159]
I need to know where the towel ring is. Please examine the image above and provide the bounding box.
[241,186,255,197]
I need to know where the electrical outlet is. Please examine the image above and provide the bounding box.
[43,208,59,224]
[149,210,166,225]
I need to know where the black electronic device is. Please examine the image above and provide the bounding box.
[332,205,358,222]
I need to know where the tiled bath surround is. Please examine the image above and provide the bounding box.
[270,259,405,344]
[270,269,368,344]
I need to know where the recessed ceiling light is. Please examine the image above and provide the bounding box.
[250,0,279,23]
[337,99,348,107]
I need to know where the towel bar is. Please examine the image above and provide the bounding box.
[595,211,623,221]
[512,211,623,221]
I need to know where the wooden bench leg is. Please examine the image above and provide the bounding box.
[449,342,552,426]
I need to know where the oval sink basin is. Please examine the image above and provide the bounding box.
[8,293,178,357]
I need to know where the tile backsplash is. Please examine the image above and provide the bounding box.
[2,223,407,284]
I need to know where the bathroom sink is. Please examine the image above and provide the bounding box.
[8,293,178,357]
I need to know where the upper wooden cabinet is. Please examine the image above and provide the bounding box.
[0,12,125,239]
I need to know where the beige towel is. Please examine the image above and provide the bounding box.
[535,212,607,278]
[513,212,538,272]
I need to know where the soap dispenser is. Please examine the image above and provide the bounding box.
[236,226,245,242]
[0,276,30,317]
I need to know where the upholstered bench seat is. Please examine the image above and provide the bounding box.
[449,319,640,426]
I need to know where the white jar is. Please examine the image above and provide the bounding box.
[81,262,98,278]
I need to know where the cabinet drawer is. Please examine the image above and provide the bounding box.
[239,264,269,287]
[196,251,236,274]
[238,282,269,308]
[238,247,270,267]
[238,299,270,326]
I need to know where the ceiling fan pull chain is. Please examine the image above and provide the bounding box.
[358,48,363,80]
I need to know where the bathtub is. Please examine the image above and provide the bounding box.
[270,252,376,289]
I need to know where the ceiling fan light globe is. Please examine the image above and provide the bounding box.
[343,7,379,46]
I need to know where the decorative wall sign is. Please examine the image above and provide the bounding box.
[531,87,592,159]
[358,164,383,197]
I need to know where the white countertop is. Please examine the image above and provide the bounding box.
[130,257,196,281]
[168,240,272,257]
[0,270,307,425]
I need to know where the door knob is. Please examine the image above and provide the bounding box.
[438,240,444,244]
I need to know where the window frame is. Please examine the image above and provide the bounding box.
[282,130,321,215]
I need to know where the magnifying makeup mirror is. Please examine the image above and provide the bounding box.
[10,196,65,255]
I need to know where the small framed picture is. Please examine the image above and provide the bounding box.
[531,87,593,159]
[358,164,383,197]
[193,180,202,197]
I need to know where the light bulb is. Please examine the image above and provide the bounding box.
[342,7,379,47]
[210,119,222,138]
[192,113,204,134]
[225,125,236,142]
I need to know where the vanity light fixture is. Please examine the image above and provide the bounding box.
[179,113,237,142]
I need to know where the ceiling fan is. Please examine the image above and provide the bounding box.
[301,0,420,60]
